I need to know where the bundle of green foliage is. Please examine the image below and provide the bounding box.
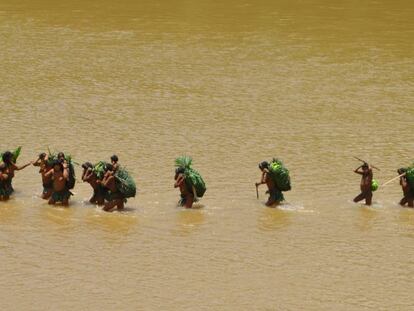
[175,156,206,198]
[268,158,291,192]
[406,163,414,192]
[93,161,108,180]
[0,146,22,163]
[114,168,136,198]
[47,149,76,189]
[371,179,379,192]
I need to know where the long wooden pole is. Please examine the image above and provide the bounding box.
[353,156,381,171]
[381,173,406,188]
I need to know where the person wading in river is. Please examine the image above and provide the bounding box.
[0,151,32,199]
[82,162,106,206]
[174,167,194,208]
[397,168,413,208]
[45,159,72,206]
[33,153,53,200]
[353,162,373,206]
[100,164,125,212]
[255,161,283,206]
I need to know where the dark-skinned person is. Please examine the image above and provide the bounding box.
[353,162,373,206]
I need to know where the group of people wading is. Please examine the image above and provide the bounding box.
[1,148,413,209]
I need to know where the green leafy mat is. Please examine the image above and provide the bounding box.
[268,158,291,192]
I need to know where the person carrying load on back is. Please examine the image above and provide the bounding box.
[100,163,136,212]
[45,159,72,206]
[82,162,106,206]
[33,152,53,200]
[0,148,32,199]
[0,163,11,201]
[256,161,283,206]
[174,156,206,209]
[398,167,414,207]
[353,162,374,206]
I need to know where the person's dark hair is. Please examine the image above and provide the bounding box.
[175,167,185,175]
[82,162,93,170]
[38,152,46,160]
[57,152,65,159]
[259,161,269,170]
[362,162,369,168]
[110,155,118,163]
[2,151,13,164]
[105,163,114,172]
[53,160,63,170]
[398,168,406,175]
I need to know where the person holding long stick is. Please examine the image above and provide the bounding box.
[353,162,373,206]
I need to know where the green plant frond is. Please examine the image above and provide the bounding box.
[175,156,193,169]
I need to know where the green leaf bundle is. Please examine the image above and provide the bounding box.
[268,158,291,192]
[114,168,136,198]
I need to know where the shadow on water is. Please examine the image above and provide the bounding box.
[39,203,77,231]
[172,208,206,236]
[0,201,20,224]
[257,206,292,232]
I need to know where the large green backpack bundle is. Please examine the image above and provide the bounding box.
[93,161,109,180]
[268,158,291,192]
[406,164,414,192]
[47,151,76,190]
[0,146,22,163]
[175,156,207,198]
[114,168,136,198]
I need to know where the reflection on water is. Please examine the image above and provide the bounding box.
[173,208,205,236]
[257,207,291,232]
[39,204,77,230]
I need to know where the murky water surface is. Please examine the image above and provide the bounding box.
[1,0,413,310]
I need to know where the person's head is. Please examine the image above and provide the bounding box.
[105,163,114,172]
[38,152,46,160]
[82,162,93,171]
[362,162,369,171]
[258,161,269,171]
[57,152,65,160]
[398,168,406,175]
[175,167,185,179]
[53,160,63,172]
[110,155,118,164]
[2,151,13,165]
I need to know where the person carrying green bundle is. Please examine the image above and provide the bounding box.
[82,162,106,206]
[100,163,136,212]
[174,156,206,208]
[255,159,289,206]
[398,167,414,207]
[0,148,32,200]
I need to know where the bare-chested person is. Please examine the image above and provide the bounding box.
[82,162,106,205]
[353,162,373,206]
[101,164,125,212]
[255,161,283,206]
[45,159,72,206]
[0,163,10,201]
[0,151,32,199]
[33,153,53,199]
[398,168,413,208]
[174,167,194,208]
[110,155,119,172]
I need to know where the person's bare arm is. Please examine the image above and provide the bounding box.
[44,168,54,178]
[63,166,69,181]
[32,159,42,167]
[354,166,364,175]
[0,172,8,180]
[256,170,268,186]
[174,175,185,188]
[15,162,33,171]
